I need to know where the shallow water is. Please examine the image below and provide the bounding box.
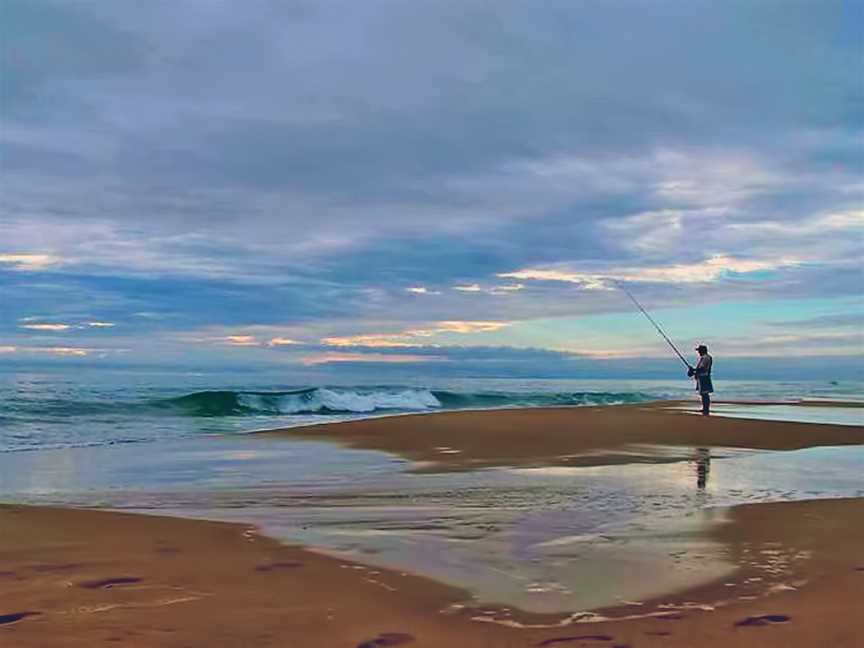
[700,402,864,426]
[2,430,862,614]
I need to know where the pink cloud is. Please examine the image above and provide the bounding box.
[301,352,443,366]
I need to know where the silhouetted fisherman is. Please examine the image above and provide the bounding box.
[687,344,713,415]
[618,287,715,414]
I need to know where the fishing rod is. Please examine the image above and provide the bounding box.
[617,284,692,369]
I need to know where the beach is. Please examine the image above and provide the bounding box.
[2,497,863,648]
[2,402,863,647]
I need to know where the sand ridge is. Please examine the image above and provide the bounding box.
[260,401,864,472]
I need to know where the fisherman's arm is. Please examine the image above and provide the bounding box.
[688,356,708,377]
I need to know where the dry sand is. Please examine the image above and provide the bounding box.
[260,401,864,472]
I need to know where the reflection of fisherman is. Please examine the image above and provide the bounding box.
[687,344,713,415]
[695,447,711,489]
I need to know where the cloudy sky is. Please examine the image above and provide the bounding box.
[2,0,862,378]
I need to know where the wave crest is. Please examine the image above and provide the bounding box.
[160,388,442,416]
[156,387,655,417]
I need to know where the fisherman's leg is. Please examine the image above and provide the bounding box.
[701,393,710,415]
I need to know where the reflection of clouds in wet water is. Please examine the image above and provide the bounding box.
[2,438,863,613]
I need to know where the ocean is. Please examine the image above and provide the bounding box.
[1,367,861,453]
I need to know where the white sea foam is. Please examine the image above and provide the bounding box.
[237,388,442,414]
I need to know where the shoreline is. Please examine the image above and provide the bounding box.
[258,400,864,472]
[2,497,862,647]
[716,399,864,408]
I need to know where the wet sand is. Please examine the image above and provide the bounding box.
[2,498,863,647]
[260,401,864,472]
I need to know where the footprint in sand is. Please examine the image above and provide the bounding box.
[536,636,613,646]
[735,614,790,627]
[356,632,415,647]
[78,577,142,589]
[0,612,40,625]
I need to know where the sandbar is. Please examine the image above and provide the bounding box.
[260,401,864,472]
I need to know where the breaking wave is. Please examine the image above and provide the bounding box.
[154,387,657,417]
